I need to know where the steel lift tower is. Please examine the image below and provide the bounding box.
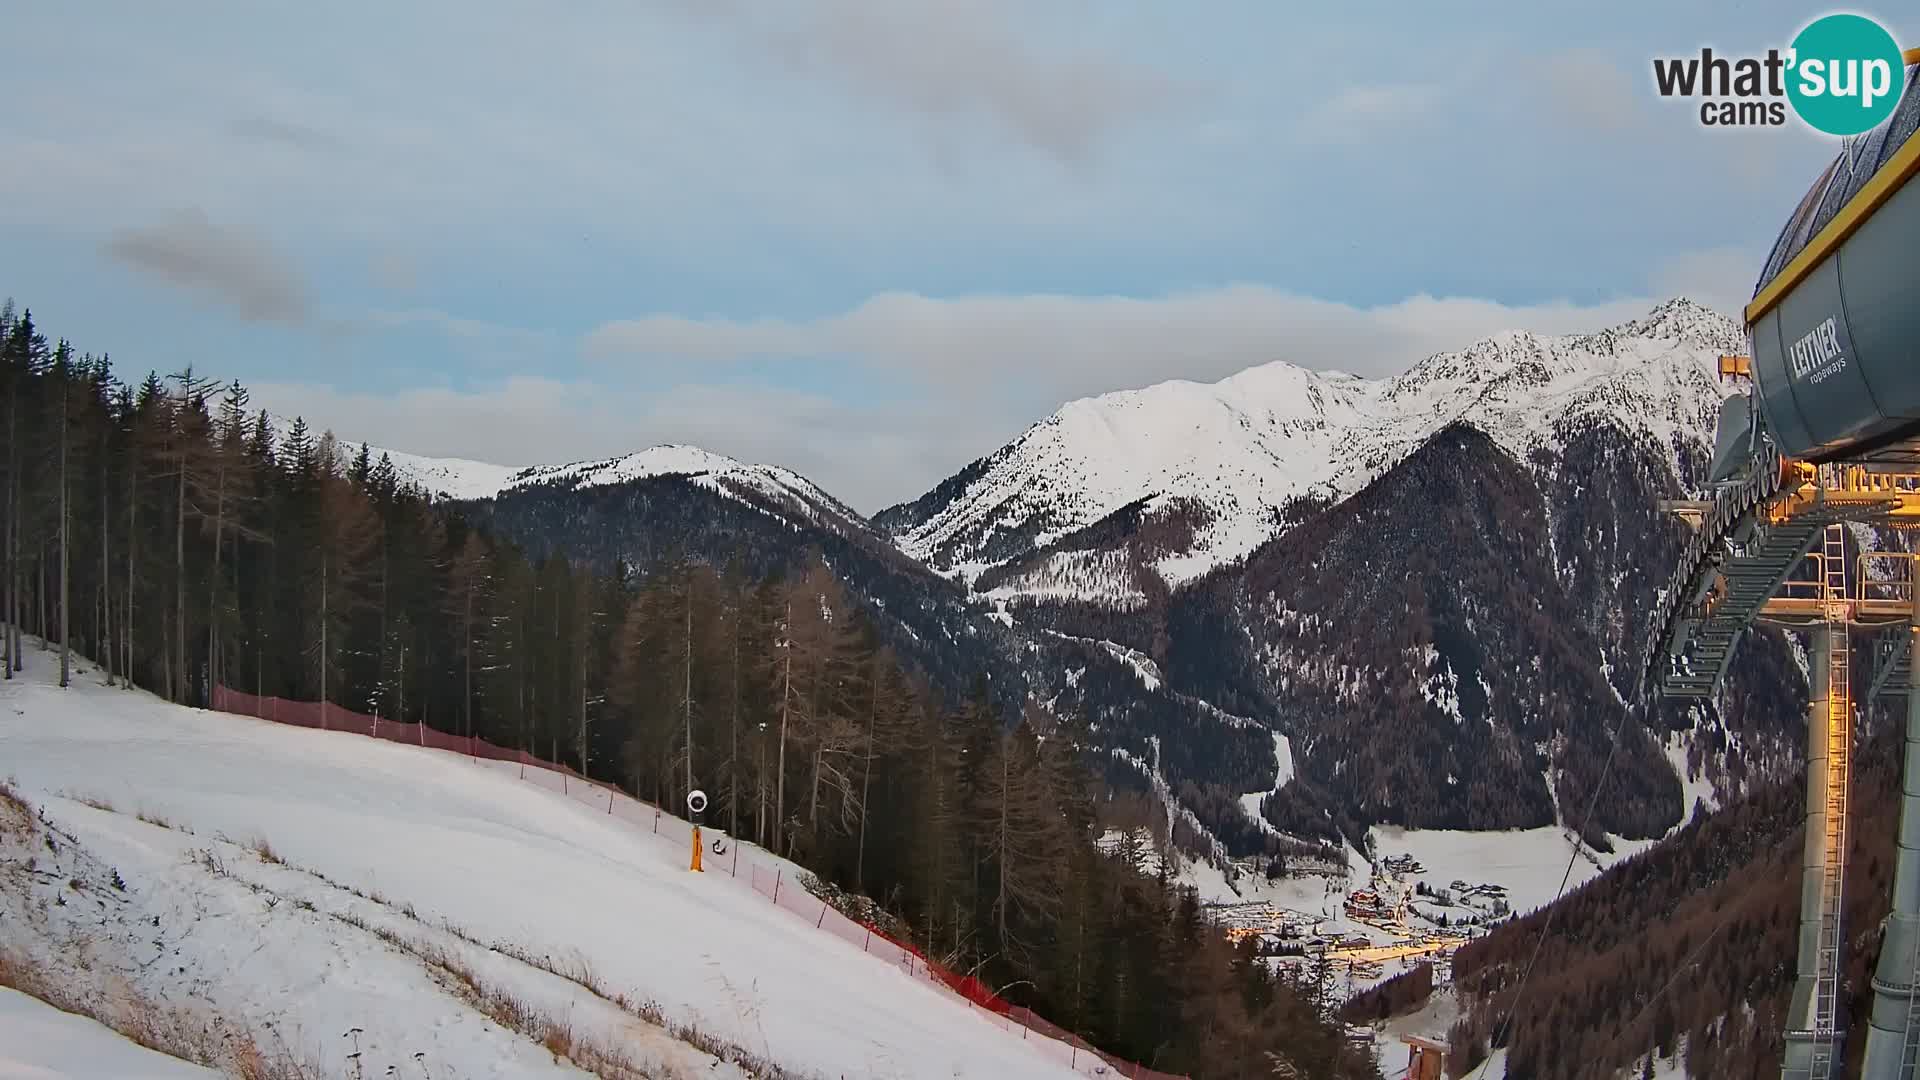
[1649,49,1920,1080]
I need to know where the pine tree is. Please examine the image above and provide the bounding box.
[205,380,263,697]
[162,368,221,702]
[310,436,381,722]
[446,531,489,741]
[974,722,1072,973]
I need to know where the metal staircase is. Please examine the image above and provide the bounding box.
[1662,515,1828,697]
[1647,447,1784,698]
[1872,625,1915,700]
[1651,454,1911,700]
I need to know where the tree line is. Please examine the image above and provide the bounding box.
[0,302,1376,1078]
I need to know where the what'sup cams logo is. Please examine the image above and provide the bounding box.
[1653,12,1906,135]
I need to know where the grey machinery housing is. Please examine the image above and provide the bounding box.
[1745,63,1920,467]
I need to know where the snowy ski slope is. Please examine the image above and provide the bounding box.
[0,657,1090,1079]
[0,987,217,1079]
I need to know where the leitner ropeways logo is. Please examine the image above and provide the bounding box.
[1653,12,1906,135]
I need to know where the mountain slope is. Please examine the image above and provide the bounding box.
[1170,423,1677,838]
[304,433,1030,718]
[878,298,1742,600]
[1438,704,1908,1079]
[451,456,1032,720]
[0,657,1092,1080]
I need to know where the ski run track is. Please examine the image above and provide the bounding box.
[0,652,1120,1079]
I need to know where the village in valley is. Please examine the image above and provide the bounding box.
[1094,824,1520,997]
[1206,850,1509,989]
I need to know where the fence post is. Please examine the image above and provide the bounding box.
[773,869,781,904]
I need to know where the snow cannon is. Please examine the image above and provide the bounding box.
[1742,53,1920,466]
[687,789,708,872]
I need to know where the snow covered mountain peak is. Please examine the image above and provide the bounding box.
[1612,296,1746,350]
[498,444,864,528]
[881,299,1741,598]
[274,419,860,530]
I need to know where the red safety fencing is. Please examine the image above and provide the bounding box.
[209,686,1187,1080]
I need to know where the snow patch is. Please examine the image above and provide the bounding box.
[0,987,216,1079]
[1366,825,1657,918]
[1238,731,1295,836]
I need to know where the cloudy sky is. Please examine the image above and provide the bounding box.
[2,2,1898,510]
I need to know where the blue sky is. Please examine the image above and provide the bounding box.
[1,1,1902,509]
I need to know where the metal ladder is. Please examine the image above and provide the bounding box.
[1811,524,1853,1080]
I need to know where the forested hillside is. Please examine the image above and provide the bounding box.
[0,302,1374,1079]
[1432,700,1904,1079]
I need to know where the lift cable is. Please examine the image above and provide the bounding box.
[1465,695,1634,1077]
[1618,923,1724,1056]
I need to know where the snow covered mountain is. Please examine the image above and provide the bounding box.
[877,298,1744,601]
[373,442,865,534]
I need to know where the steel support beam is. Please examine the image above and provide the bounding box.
[1784,614,1852,1079]
[1861,591,1920,1079]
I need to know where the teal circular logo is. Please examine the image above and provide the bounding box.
[1786,14,1906,136]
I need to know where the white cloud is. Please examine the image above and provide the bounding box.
[364,308,559,355]
[586,285,1673,409]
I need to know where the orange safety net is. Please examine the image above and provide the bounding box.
[208,686,1189,1080]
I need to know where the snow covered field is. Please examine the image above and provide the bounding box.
[1366,825,1660,918]
[0,987,217,1079]
[1175,820,1653,928]
[0,655,1090,1079]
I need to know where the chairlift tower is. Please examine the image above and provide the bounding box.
[1650,49,1920,1080]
